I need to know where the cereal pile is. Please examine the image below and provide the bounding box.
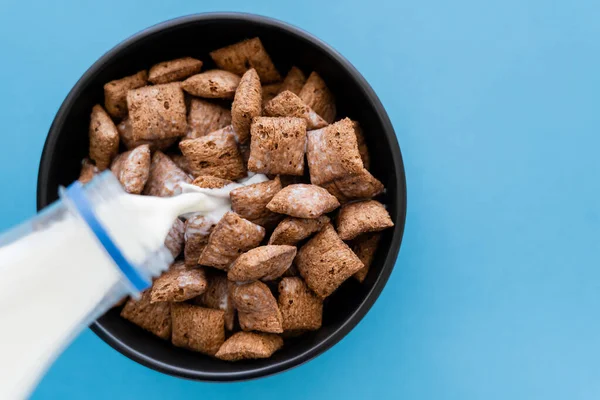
[78,37,394,362]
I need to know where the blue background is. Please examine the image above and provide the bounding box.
[1,0,599,398]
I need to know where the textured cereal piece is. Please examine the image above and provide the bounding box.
[230,281,283,333]
[351,233,382,283]
[261,83,281,108]
[215,332,283,361]
[266,184,339,218]
[230,176,282,227]
[196,273,236,331]
[143,151,192,197]
[181,70,241,99]
[78,159,99,184]
[248,117,307,176]
[185,98,232,139]
[264,91,327,130]
[296,224,364,298]
[279,66,306,95]
[231,69,262,144]
[191,175,234,189]
[148,57,203,84]
[110,144,151,194]
[306,118,364,185]
[104,70,148,118]
[171,303,225,356]
[278,277,323,331]
[120,290,171,340]
[89,105,119,170]
[353,121,370,170]
[198,212,265,270]
[228,245,297,282]
[336,200,394,240]
[164,218,185,259]
[326,169,384,202]
[117,117,177,151]
[268,215,330,245]
[170,153,192,175]
[127,83,187,141]
[210,37,281,84]
[151,261,207,303]
[179,131,246,180]
[299,71,336,123]
[184,215,215,267]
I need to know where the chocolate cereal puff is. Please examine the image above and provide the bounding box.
[228,245,297,282]
[127,83,187,141]
[117,117,177,151]
[104,70,148,118]
[215,332,283,361]
[179,131,246,180]
[110,144,151,194]
[78,159,99,184]
[148,57,203,85]
[268,215,330,245]
[230,176,282,227]
[248,117,307,176]
[325,169,384,202]
[89,105,119,170]
[264,91,328,130]
[296,224,364,298]
[120,290,171,340]
[198,212,265,270]
[171,303,225,356]
[151,261,207,303]
[350,233,382,283]
[186,98,232,140]
[210,37,281,84]
[196,273,236,331]
[266,184,339,219]
[164,218,185,259]
[306,118,364,185]
[143,151,192,197]
[191,175,234,189]
[353,121,370,170]
[261,83,281,108]
[299,71,336,123]
[232,69,262,143]
[184,215,215,267]
[278,277,323,331]
[230,281,283,333]
[336,200,394,240]
[181,70,241,99]
[279,66,306,95]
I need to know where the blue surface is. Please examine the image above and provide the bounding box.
[1,0,599,398]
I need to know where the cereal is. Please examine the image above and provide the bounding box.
[179,131,246,180]
[299,71,336,123]
[181,70,241,99]
[148,57,203,84]
[278,277,323,331]
[353,121,370,170]
[120,290,171,339]
[228,245,297,282]
[324,168,384,202]
[143,151,192,197]
[230,281,283,333]
[279,66,306,95]
[191,175,234,189]
[336,200,394,240]
[230,176,282,227]
[248,117,307,176]
[350,233,381,283]
[104,70,148,118]
[195,272,236,331]
[296,224,364,298]
[231,69,262,143]
[186,98,231,140]
[171,303,225,356]
[210,37,281,83]
[110,144,151,194]
[89,105,119,170]
[78,159,99,184]
[268,215,330,245]
[164,218,185,259]
[266,184,339,218]
[151,261,207,303]
[264,91,328,130]
[117,117,177,151]
[261,83,281,108]
[215,332,283,361]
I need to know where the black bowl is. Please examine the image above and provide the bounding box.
[36,13,407,381]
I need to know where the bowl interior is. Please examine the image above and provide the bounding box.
[37,14,406,380]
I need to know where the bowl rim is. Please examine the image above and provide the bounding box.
[36,12,408,382]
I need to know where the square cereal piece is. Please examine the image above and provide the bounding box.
[299,71,336,123]
[261,83,281,109]
[120,290,171,340]
[179,131,246,180]
[164,218,185,259]
[326,168,384,202]
[279,66,306,95]
[151,261,207,303]
[306,118,364,185]
[148,57,203,84]
[195,272,236,331]
[181,70,241,99]
[215,332,283,361]
[264,91,327,130]
[336,200,394,240]
[110,144,151,194]
[232,69,262,144]
[230,281,283,333]
[248,117,307,176]
[353,121,370,170]
[185,98,231,140]
[104,70,147,118]
[230,176,282,227]
[266,184,339,219]
[268,215,330,245]
[198,212,265,270]
[171,303,225,356]
[89,105,119,170]
[350,233,382,283]
[78,158,99,184]
[296,224,364,298]
[210,37,281,84]
[117,117,177,151]
[228,245,297,282]
[143,151,192,197]
[278,277,323,331]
